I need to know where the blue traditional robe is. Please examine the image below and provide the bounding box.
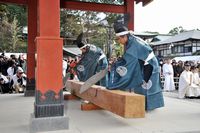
[76,44,108,86]
[107,34,164,110]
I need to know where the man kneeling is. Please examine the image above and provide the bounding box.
[10,67,26,93]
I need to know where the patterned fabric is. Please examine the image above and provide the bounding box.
[76,44,108,87]
[107,34,164,110]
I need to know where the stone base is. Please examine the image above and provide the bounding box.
[30,113,69,133]
[24,90,35,97]
[25,79,35,97]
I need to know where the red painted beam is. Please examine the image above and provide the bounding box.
[60,0,125,13]
[27,0,37,81]
[125,0,134,30]
[0,0,27,5]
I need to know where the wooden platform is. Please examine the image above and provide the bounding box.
[65,80,145,118]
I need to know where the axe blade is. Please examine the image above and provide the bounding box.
[79,68,107,94]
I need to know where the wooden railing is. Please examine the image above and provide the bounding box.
[161,76,179,89]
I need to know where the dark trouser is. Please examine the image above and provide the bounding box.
[0,83,12,93]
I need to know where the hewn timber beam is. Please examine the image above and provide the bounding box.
[0,0,27,5]
[66,80,145,118]
[60,0,125,13]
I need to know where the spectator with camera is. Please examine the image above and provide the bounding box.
[7,60,17,81]
[10,67,26,93]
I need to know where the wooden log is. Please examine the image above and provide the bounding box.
[66,80,145,118]
[81,101,102,111]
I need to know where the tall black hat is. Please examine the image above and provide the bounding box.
[114,24,129,37]
[76,32,87,49]
[113,14,130,36]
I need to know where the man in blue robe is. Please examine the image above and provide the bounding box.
[107,25,164,110]
[75,32,108,88]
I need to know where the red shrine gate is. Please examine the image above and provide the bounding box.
[0,0,153,131]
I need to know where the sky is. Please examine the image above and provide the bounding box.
[134,0,200,34]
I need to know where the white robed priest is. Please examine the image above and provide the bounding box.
[162,58,175,91]
[186,65,200,97]
[178,62,193,98]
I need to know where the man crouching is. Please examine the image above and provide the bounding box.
[10,67,26,93]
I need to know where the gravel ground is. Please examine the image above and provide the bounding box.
[163,90,200,104]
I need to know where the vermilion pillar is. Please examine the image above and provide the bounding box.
[125,0,134,30]
[30,1,68,132]
[25,0,37,96]
[35,0,64,118]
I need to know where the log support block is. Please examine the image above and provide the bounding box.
[64,93,79,100]
[81,101,102,111]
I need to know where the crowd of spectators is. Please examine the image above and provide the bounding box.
[0,53,27,94]
[160,58,200,98]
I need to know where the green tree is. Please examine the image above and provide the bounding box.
[0,4,27,52]
[0,4,7,20]
[0,15,25,52]
[10,16,20,51]
[60,10,83,38]
[61,9,107,48]
[6,4,27,27]
[61,8,122,54]
[0,16,11,51]
[168,26,186,35]
[60,0,124,38]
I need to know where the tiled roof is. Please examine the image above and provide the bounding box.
[153,30,200,45]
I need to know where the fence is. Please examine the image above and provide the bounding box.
[161,76,179,89]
